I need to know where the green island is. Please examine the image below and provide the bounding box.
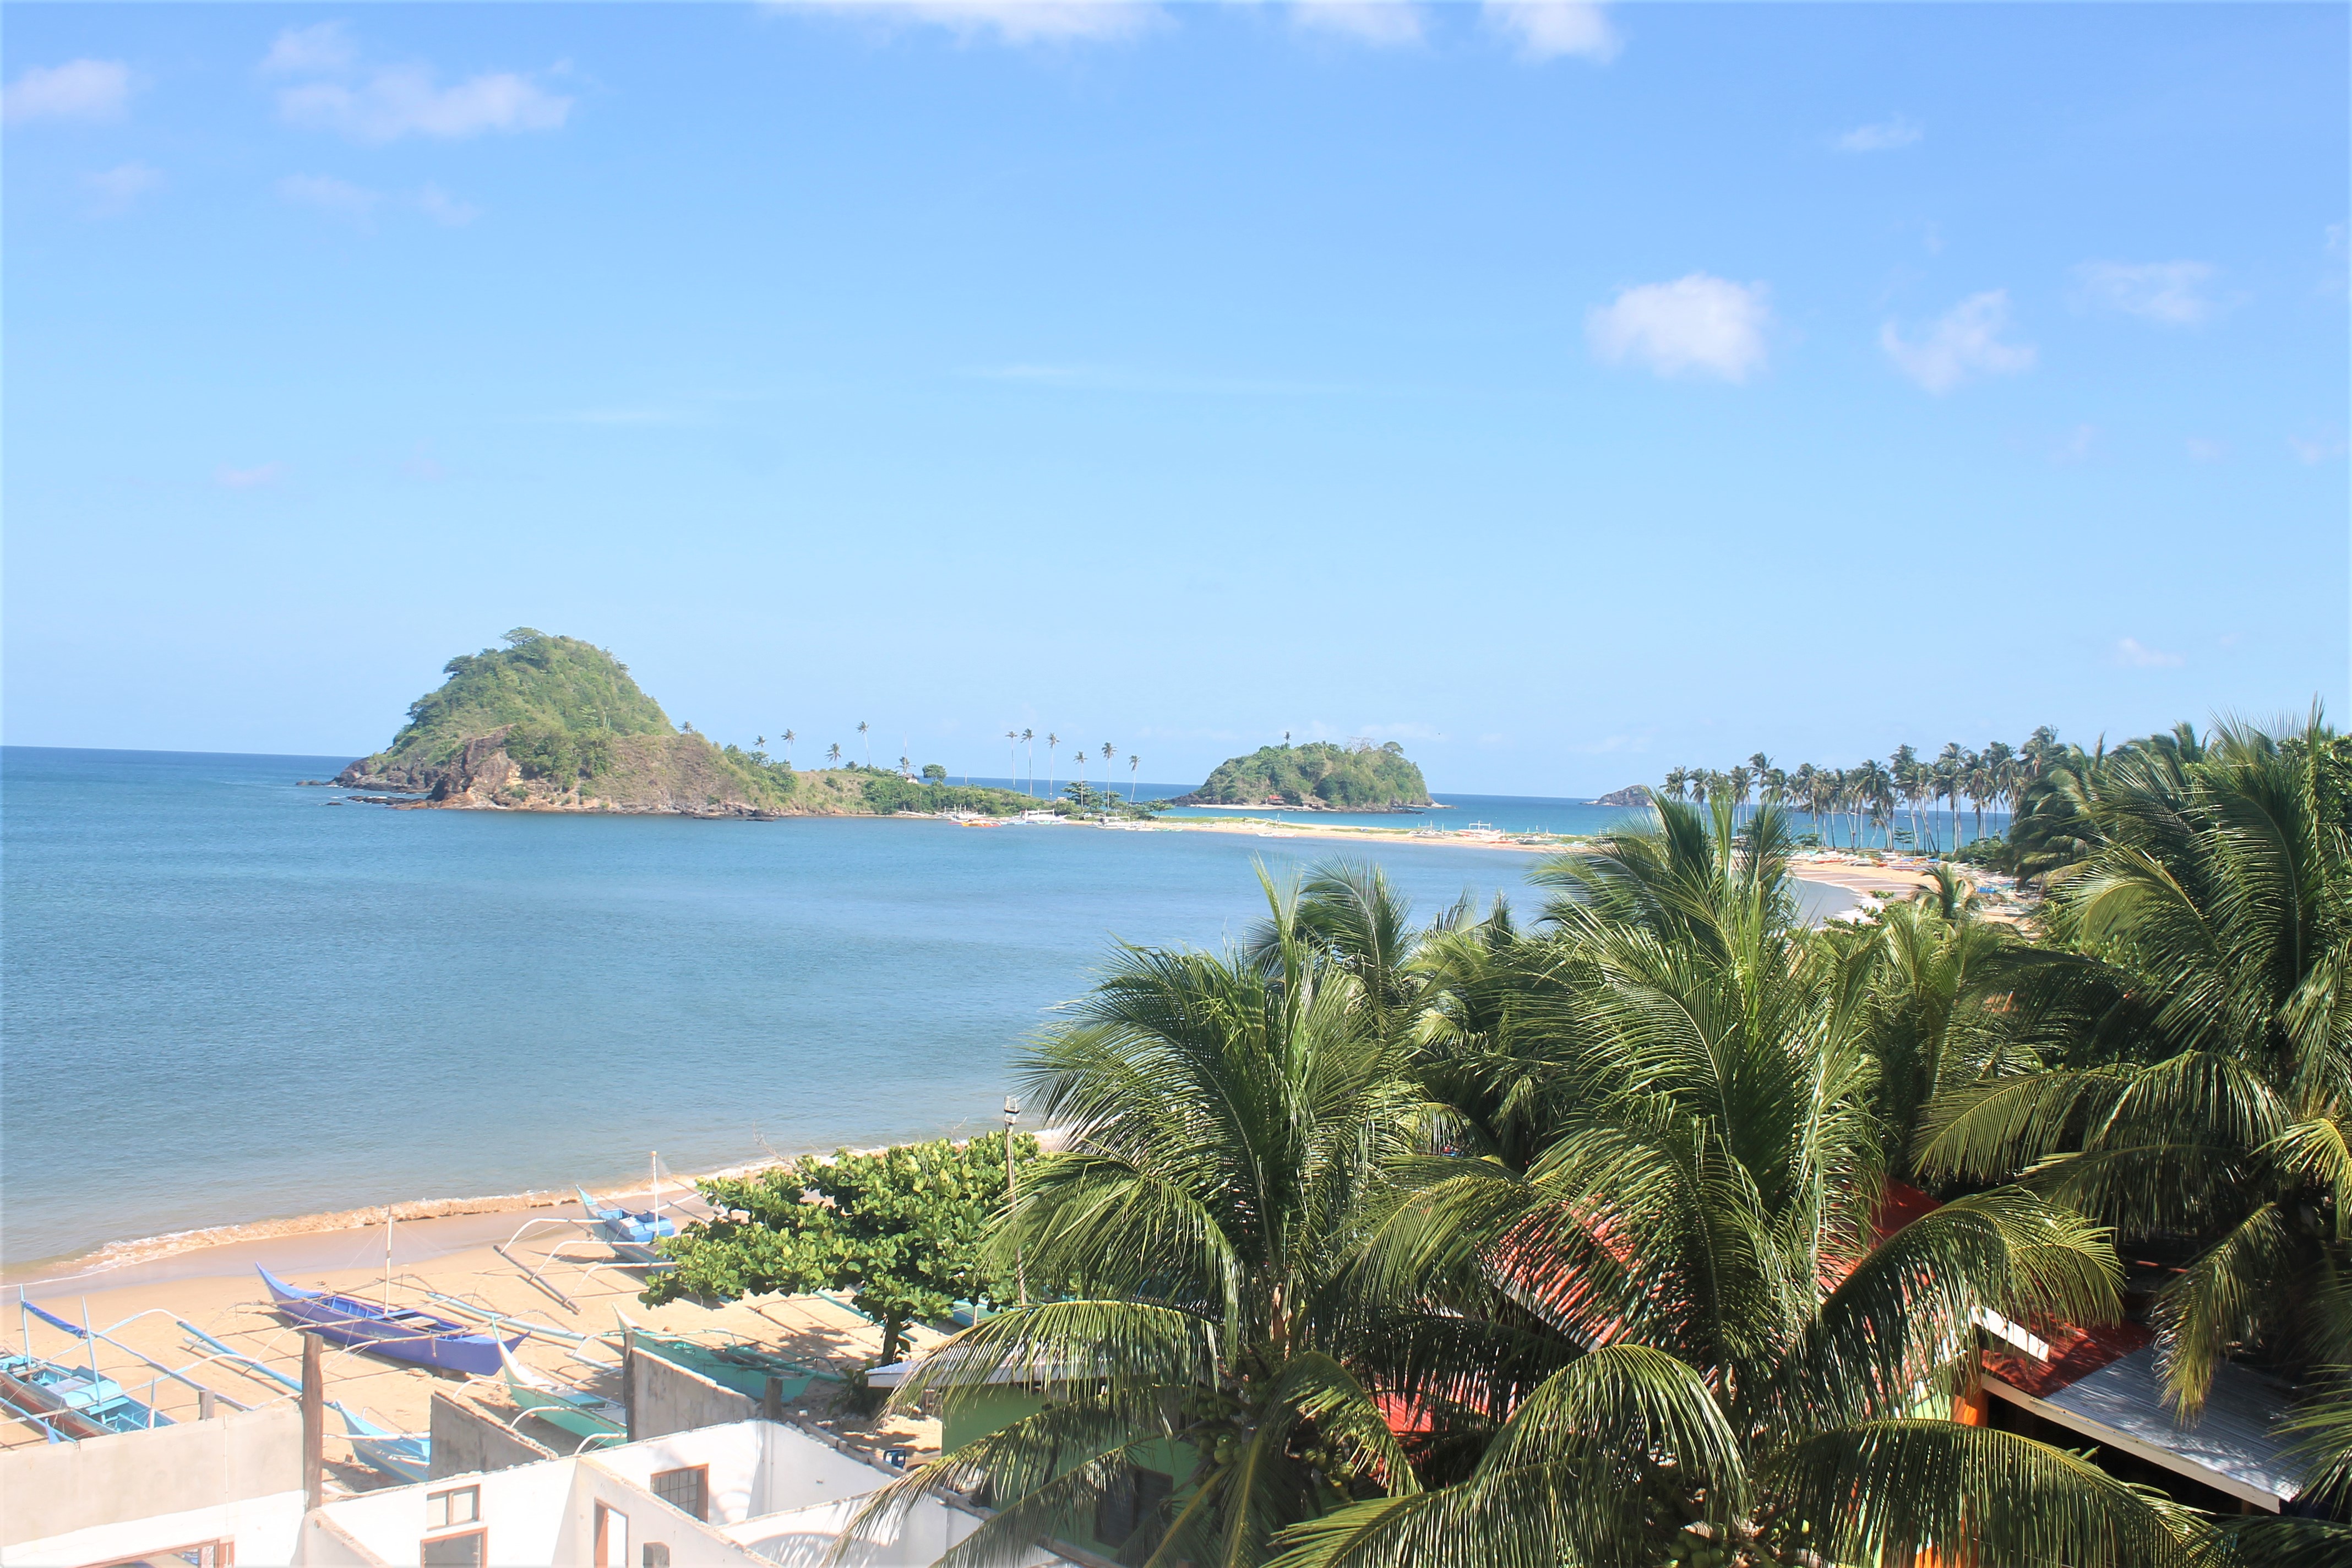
[1179,738,1432,809]
[334,629,1044,819]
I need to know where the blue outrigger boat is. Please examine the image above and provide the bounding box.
[257,1267,522,1377]
[576,1186,677,1264]
[0,1349,171,1442]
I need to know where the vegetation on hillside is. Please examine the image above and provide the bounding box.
[1185,741,1431,809]
[340,629,794,811]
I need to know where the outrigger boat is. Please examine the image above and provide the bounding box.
[179,1321,428,1484]
[616,1311,831,1403]
[496,1343,626,1444]
[0,1351,171,1441]
[256,1267,522,1377]
[576,1186,677,1265]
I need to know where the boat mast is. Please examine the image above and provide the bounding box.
[384,1208,395,1313]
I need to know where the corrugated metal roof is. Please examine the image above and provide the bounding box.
[1986,1347,2301,1511]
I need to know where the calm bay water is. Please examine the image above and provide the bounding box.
[0,748,1666,1270]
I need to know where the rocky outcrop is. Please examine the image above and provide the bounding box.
[336,728,788,817]
[1593,784,1654,807]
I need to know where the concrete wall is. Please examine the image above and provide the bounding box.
[428,1390,555,1480]
[4,1495,306,1568]
[628,1346,755,1442]
[0,1403,300,1547]
[315,1456,577,1566]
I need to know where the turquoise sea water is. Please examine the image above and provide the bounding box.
[0,748,1859,1269]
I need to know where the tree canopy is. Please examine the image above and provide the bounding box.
[1186,742,1431,810]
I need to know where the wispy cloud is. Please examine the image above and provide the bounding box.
[279,173,383,224]
[1483,2,1619,62]
[416,183,481,226]
[2289,429,2348,464]
[782,1,1159,45]
[265,27,570,143]
[1880,290,2035,393]
[2186,437,2228,463]
[962,362,1378,397]
[1834,115,1921,153]
[261,22,357,77]
[4,59,133,124]
[1291,1,1424,47]
[84,161,161,216]
[2050,424,2095,465]
[2075,260,2220,325]
[216,462,287,490]
[2114,637,2184,669]
[1587,274,1771,383]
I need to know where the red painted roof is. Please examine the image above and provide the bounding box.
[1982,1316,2154,1398]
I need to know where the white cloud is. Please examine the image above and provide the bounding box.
[1879,290,2035,393]
[84,161,161,216]
[278,173,383,223]
[4,59,133,124]
[416,183,481,225]
[216,462,287,489]
[2290,431,2348,464]
[2185,437,2228,463]
[2114,638,2184,669]
[2076,260,2219,325]
[1483,2,1619,62]
[1835,115,1921,153]
[1291,2,1423,47]
[261,23,357,76]
[786,1,1157,44]
[1587,274,1771,382]
[280,66,571,142]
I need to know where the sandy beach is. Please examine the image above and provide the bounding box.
[0,1184,949,1493]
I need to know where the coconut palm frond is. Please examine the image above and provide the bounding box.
[1771,1418,2211,1568]
[883,1298,1215,1414]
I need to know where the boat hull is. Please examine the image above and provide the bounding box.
[257,1267,520,1377]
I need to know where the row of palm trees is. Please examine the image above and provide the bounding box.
[1660,729,2066,853]
[749,725,1147,800]
[859,712,2348,1566]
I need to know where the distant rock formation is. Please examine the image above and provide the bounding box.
[1593,784,1654,807]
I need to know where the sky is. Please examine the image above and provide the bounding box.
[4,2,2345,796]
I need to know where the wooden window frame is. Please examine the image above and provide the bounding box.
[417,1527,486,1567]
[647,1464,710,1522]
[425,1485,480,1531]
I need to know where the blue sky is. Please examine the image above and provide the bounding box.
[5,2,2344,794]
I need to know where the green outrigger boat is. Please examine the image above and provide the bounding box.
[619,1314,837,1404]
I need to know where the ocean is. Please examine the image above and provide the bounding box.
[0,748,1860,1272]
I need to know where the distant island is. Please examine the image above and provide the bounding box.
[335,630,799,815]
[1593,784,1653,807]
[1177,741,1433,812]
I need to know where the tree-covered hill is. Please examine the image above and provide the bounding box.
[337,629,794,815]
[1180,740,1431,809]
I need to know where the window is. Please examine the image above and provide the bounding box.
[424,1488,479,1531]
[88,1544,232,1568]
[641,1547,671,1568]
[1094,1465,1173,1553]
[418,1532,483,1568]
[648,1466,709,1522]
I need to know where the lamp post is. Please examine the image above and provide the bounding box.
[1004,1095,1027,1306]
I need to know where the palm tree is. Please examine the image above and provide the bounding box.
[1918,714,2352,1415]
[858,720,872,769]
[782,729,796,765]
[826,742,841,766]
[1274,803,2200,1568]
[1006,729,1019,791]
[1661,767,1690,804]
[1023,728,1036,797]
[1047,733,1060,800]
[1130,753,1141,808]
[1933,742,1966,855]
[1102,741,1116,801]
[899,752,911,778]
[862,883,1423,1566]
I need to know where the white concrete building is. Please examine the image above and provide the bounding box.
[2,1406,307,1568]
[300,1420,1095,1568]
